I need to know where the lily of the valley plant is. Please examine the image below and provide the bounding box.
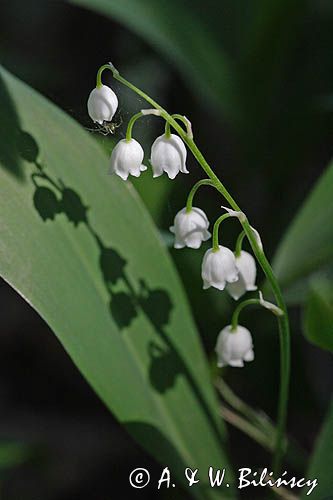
[87,63,290,474]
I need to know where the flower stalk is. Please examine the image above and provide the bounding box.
[186,179,215,213]
[98,62,291,474]
[235,230,246,257]
[212,213,232,251]
[125,111,143,142]
[231,298,261,331]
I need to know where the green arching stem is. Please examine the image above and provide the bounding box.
[231,298,261,331]
[186,179,215,213]
[212,213,232,251]
[100,63,290,474]
[235,230,246,257]
[126,112,143,142]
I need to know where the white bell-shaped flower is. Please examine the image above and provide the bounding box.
[87,85,118,124]
[170,207,211,249]
[226,251,257,300]
[201,246,238,290]
[150,133,188,179]
[109,139,147,180]
[215,325,254,367]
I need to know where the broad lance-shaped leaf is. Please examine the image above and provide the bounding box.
[0,66,234,498]
[301,401,333,499]
[273,160,333,289]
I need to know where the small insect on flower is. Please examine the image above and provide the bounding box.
[86,116,123,136]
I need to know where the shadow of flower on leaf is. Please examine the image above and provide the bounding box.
[14,130,183,395]
[11,128,222,443]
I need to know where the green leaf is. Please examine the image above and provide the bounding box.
[0,66,233,498]
[302,401,333,499]
[68,0,236,119]
[303,277,333,352]
[273,161,333,289]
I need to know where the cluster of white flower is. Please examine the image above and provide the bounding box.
[88,84,188,181]
[170,207,257,368]
[87,80,281,369]
[107,133,188,181]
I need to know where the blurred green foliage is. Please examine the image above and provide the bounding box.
[0,0,332,498]
[302,401,333,499]
[0,442,31,472]
[273,160,333,292]
[303,277,333,352]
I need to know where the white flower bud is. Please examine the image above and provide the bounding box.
[215,325,254,367]
[87,85,118,124]
[109,139,147,181]
[226,251,257,300]
[201,246,238,291]
[170,207,211,249]
[150,133,188,179]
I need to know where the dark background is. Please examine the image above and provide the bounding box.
[0,1,332,498]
